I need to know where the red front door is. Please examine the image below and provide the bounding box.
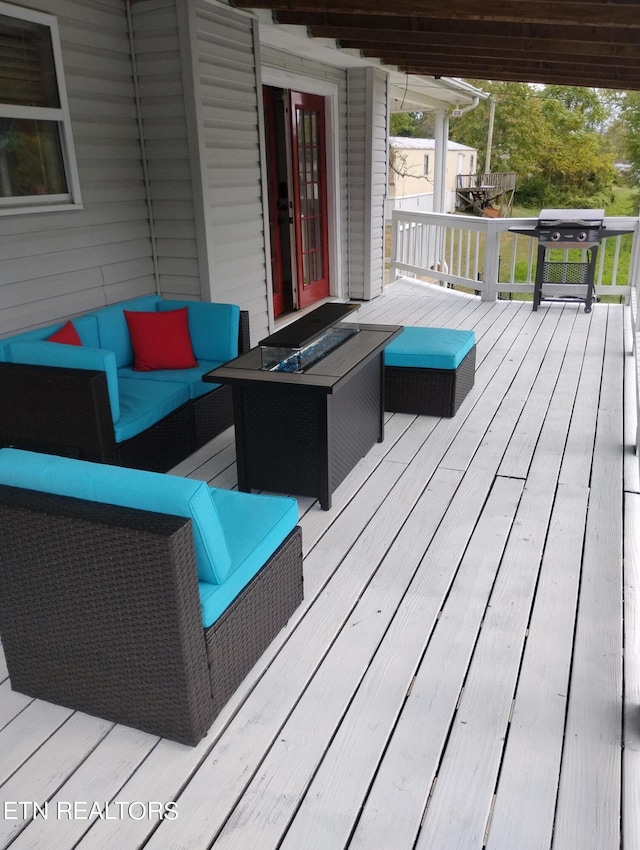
[289,91,330,309]
[263,86,287,317]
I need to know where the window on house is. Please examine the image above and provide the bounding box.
[0,2,81,213]
[423,154,430,177]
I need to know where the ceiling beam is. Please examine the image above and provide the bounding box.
[236,1,640,90]
[232,0,640,29]
[354,44,640,73]
[273,12,640,46]
[395,60,640,91]
[340,37,640,65]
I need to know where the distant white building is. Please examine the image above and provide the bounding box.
[387,136,478,219]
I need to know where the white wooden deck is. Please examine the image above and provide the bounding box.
[1,278,639,849]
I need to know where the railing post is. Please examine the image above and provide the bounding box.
[390,212,400,281]
[630,216,640,471]
[482,221,500,302]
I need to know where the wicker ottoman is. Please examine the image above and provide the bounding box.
[384,326,476,417]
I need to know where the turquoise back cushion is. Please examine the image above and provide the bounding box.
[158,301,240,363]
[5,341,121,423]
[198,488,299,627]
[93,295,162,368]
[0,449,232,584]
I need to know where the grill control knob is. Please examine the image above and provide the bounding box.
[577,231,587,241]
[551,231,562,241]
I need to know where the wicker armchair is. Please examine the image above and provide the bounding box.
[0,483,303,746]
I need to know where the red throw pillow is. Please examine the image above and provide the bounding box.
[124,307,197,371]
[46,320,82,346]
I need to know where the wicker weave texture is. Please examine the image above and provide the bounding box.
[235,384,324,499]
[328,355,382,492]
[206,526,304,714]
[233,353,385,509]
[385,346,476,417]
[0,485,214,745]
[0,363,120,463]
[0,484,304,745]
[119,402,197,472]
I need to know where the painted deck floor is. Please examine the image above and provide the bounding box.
[1,278,639,849]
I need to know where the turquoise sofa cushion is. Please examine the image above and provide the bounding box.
[0,448,232,585]
[198,488,299,627]
[93,295,162,368]
[115,377,190,443]
[384,327,476,371]
[158,301,240,363]
[70,315,101,348]
[5,341,121,423]
[0,314,100,361]
[117,360,223,400]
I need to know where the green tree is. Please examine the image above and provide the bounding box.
[390,111,436,138]
[620,91,640,183]
[449,82,616,207]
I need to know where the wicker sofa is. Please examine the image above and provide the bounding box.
[0,449,303,746]
[0,296,250,472]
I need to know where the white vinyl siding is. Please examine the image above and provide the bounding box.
[130,0,201,301]
[177,0,267,338]
[0,0,156,338]
[347,66,388,300]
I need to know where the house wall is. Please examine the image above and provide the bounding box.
[0,0,391,343]
[0,0,157,338]
[347,67,388,301]
[387,145,476,217]
[130,0,201,302]
[132,0,270,342]
[179,0,269,341]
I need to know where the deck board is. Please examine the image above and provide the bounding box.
[624,492,640,850]
[0,279,635,850]
[553,307,625,850]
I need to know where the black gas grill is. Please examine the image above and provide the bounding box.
[510,209,630,312]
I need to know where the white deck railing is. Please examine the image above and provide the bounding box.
[390,209,640,470]
[390,209,640,303]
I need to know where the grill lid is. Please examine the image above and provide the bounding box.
[537,208,605,228]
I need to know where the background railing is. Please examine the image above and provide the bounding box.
[389,209,640,471]
[390,210,639,303]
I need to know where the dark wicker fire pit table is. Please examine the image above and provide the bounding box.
[203,304,401,510]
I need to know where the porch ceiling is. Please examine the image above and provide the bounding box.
[232,0,640,92]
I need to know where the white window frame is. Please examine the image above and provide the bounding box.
[0,2,82,215]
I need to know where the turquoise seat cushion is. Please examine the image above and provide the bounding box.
[198,488,299,627]
[117,360,223,400]
[384,327,476,371]
[0,448,232,585]
[115,377,190,443]
[158,301,240,363]
[93,295,162,367]
[5,340,120,423]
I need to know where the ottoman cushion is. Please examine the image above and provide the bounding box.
[384,327,476,370]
